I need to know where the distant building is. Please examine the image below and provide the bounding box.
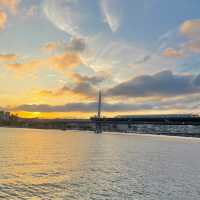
[0,111,11,121]
[116,114,199,119]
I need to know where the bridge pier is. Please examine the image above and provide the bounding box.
[95,121,102,134]
[95,91,102,134]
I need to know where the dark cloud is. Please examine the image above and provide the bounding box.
[82,75,105,84]
[13,98,200,113]
[107,70,200,97]
[72,81,97,96]
[65,38,86,53]
[12,102,156,113]
[134,55,151,64]
[39,71,108,99]
[39,81,96,99]
[14,103,97,113]
[71,72,107,84]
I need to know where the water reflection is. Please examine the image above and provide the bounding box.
[0,129,92,187]
[0,128,200,199]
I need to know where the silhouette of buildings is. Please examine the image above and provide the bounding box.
[0,111,11,121]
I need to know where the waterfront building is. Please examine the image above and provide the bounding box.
[116,114,199,119]
[0,111,11,121]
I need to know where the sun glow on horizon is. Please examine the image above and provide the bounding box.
[0,0,200,116]
[11,109,189,120]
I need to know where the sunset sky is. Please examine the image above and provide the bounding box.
[1,0,200,118]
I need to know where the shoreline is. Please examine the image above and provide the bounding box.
[1,125,200,139]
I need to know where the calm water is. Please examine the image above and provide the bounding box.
[0,128,200,200]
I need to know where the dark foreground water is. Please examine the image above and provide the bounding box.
[0,128,200,200]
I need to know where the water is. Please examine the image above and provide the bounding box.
[0,128,200,200]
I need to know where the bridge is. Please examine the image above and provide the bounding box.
[91,91,200,133]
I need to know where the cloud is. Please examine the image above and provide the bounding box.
[43,0,103,37]
[0,53,17,62]
[0,11,6,30]
[107,70,200,98]
[0,0,20,30]
[83,36,150,78]
[44,0,156,80]
[65,38,86,53]
[186,39,200,54]
[42,42,58,52]
[180,19,200,38]
[6,52,82,71]
[0,0,20,14]
[8,93,200,114]
[100,0,121,32]
[42,38,86,54]
[11,102,156,113]
[134,55,151,64]
[179,20,200,56]
[160,20,200,59]
[162,48,182,58]
[38,70,109,101]
[48,52,81,69]
[12,97,200,113]
[69,71,107,84]
[44,0,82,37]
[39,79,97,99]
[6,62,37,70]
[14,103,98,113]
[39,70,200,104]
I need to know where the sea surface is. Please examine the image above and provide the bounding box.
[0,128,200,200]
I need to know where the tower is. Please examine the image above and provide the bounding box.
[96,90,102,133]
[97,90,102,119]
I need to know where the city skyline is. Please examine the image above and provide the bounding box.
[1,0,200,118]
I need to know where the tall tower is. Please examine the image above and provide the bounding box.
[96,90,102,133]
[97,90,102,119]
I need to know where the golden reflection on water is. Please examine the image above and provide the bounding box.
[1,128,200,200]
[0,128,91,185]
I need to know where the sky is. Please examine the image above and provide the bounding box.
[1,0,200,118]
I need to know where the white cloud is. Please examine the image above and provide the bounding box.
[100,0,121,32]
[43,0,103,37]
[44,0,81,36]
[43,0,180,84]
[43,0,150,79]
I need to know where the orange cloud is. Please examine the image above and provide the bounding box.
[42,42,58,52]
[38,88,94,103]
[48,52,81,69]
[162,48,182,58]
[6,52,82,71]
[0,0,20,30]
[0,11,6,30]
[0,0,19,14]
[38,87,83,98]
[0,53,17,62]
[6,60,41,71]
[180,19,200,38]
